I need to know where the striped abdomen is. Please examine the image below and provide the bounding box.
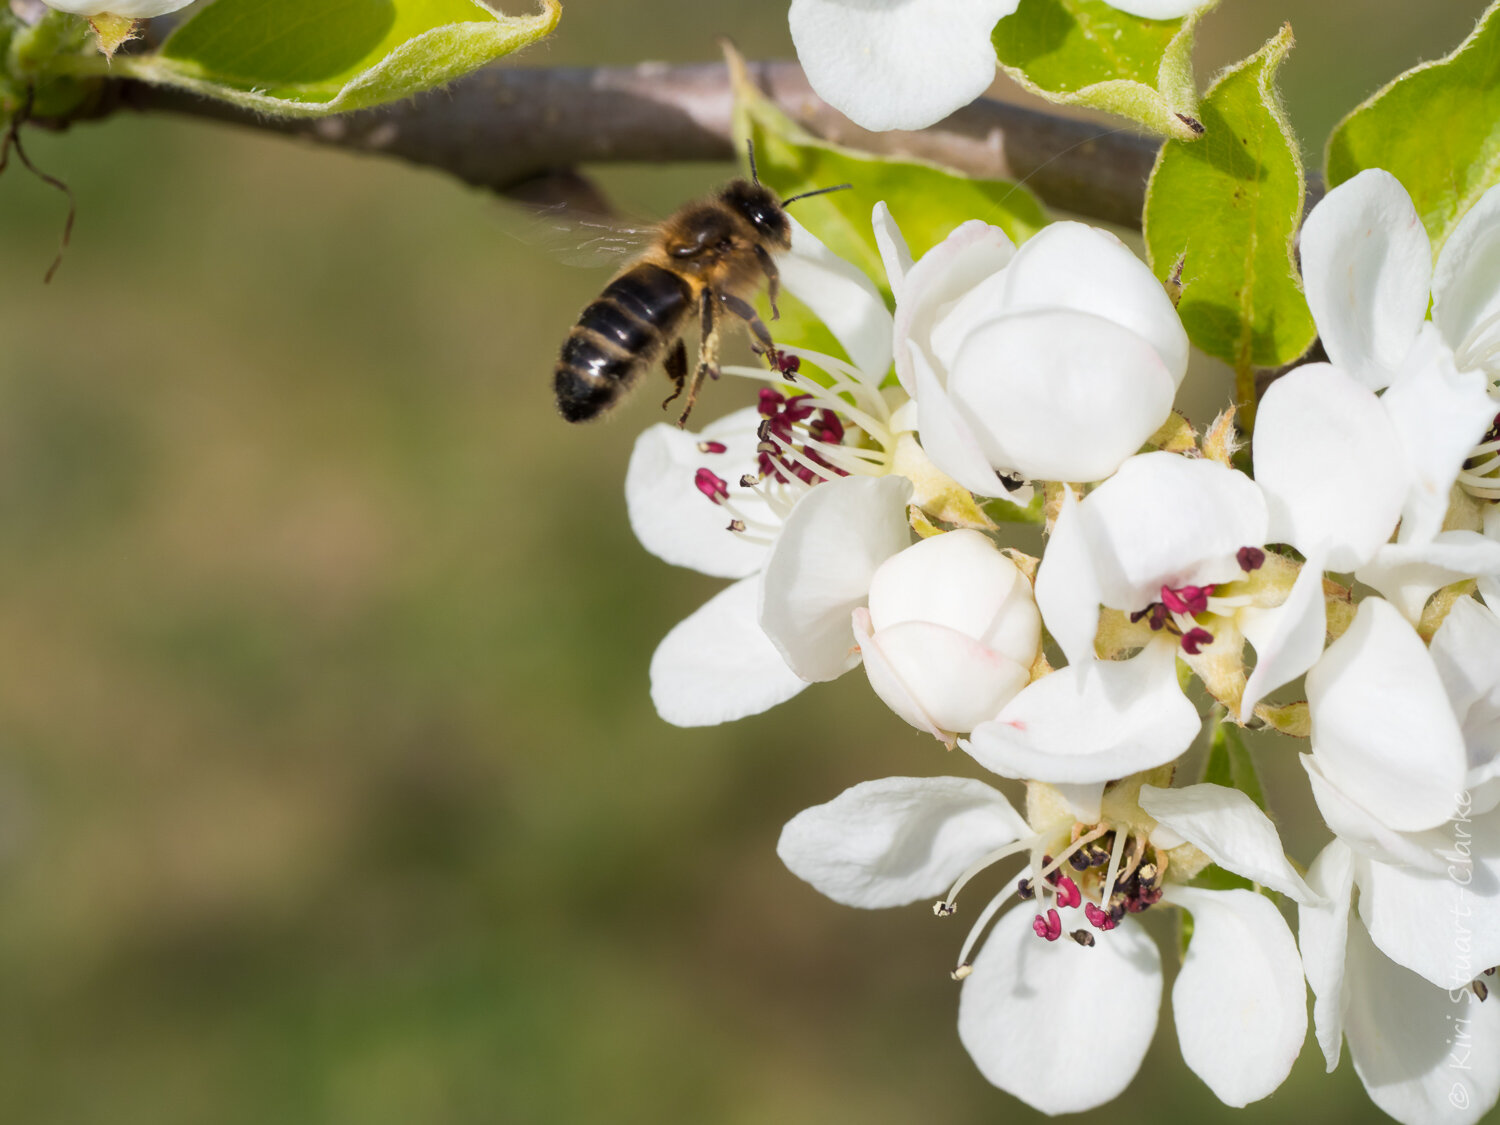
[555,263,695,422]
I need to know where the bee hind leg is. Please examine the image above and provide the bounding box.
[659,337,690,413]
[670,291,720,428]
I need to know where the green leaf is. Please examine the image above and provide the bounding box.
[113,0,559,117]
[1143,25,1315,381]
[992,0,1213,142]
[728,47,1047,313]
[1326,0,1500,256]
[1200,710,1267,811]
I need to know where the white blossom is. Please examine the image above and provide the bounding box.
[876,206,1189,492]
[853,529,1040,742]
[778,773,1310,1113]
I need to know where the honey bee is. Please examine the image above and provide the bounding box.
[553,149,849,425]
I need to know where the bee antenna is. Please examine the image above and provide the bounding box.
[746,139,759,185]
[781,183,853,207]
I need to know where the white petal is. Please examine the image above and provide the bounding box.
[872,201,914,301]
[625,408,774,578]
[860,619,1031,735]
[1299,840,1356,1072]
[1383,328,1498,546]
[788,0,1019,131]
[783,217,895,381]
[965,640,1201,783]
[1253,363,1408,570]
[777,776,1029,908]
[43,0,191,13]
[892,220,1016,394]
[1107,0,1209,15]
[1356,811,1500,990]
[1302,754,1453,874]
[1167,886,1307,1106]
[1298,169,1432,390]
[909,343,1018,496]
[996,221,1190,382]
[958,909,1161,1114]
[852,608,946,740]
[1307,598,1468,832]
[1344,921,1500,1125]
[946,310,1177,483]
[1430,597,1500,803]
[1139,783,1319,904]
[1433,182,1500,363]
[1032,485,1102,670]
[1484,504,1500,613]
[1069,452,1268,612]
[1239,555,1329,720]
[1358,531,1500,624]
[649,577,809,726]
[867,529,1039,658]
[759,475,914,681]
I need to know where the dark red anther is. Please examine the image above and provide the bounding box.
[1084,902,1117,931]
[1033,908,1063,942]
[758,387,786,416]
[1160,583,1212,616]
[812,408,845,446]
[1237,546,1266,572]
[1055,876,1082,910]
[1180,627,1214,655]
[697,440,728,455]
[694,468,730,504]
[1131,603,1170,631]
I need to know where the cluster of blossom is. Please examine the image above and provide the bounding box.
[623,169,1500,1123]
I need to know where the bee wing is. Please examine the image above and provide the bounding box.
[506,203,659,268]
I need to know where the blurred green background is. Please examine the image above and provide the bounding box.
[0,1,1493,1122]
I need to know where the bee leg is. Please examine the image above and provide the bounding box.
[673,290,720,427]
[754,244,781,320]
[660,337,689,412]
[719,293,775,354]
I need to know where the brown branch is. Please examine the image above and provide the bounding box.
[82,60,1161,227]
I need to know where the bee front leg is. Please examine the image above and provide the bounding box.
[673,289,719,427]
[719,292,775,354]
[659,337,689,412]
[754,244,781,320]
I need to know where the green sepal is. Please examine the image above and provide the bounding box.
[112,0,560,118]
[1143,25,1315,383]
[992,0,1214,142]
[1326,0,1500,256]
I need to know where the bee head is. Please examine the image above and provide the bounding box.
[720,179,791,247]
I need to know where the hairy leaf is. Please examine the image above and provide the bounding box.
[1144,26,1315,376]
[1326,0,1500,255]
[992,0,1212,141]
[115,0,559,117]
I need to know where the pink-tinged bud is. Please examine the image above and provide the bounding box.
[1237,546,1266,572]
[1180,627,1213,655]
[694,468,729,504]
[1032,908,1063,942]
